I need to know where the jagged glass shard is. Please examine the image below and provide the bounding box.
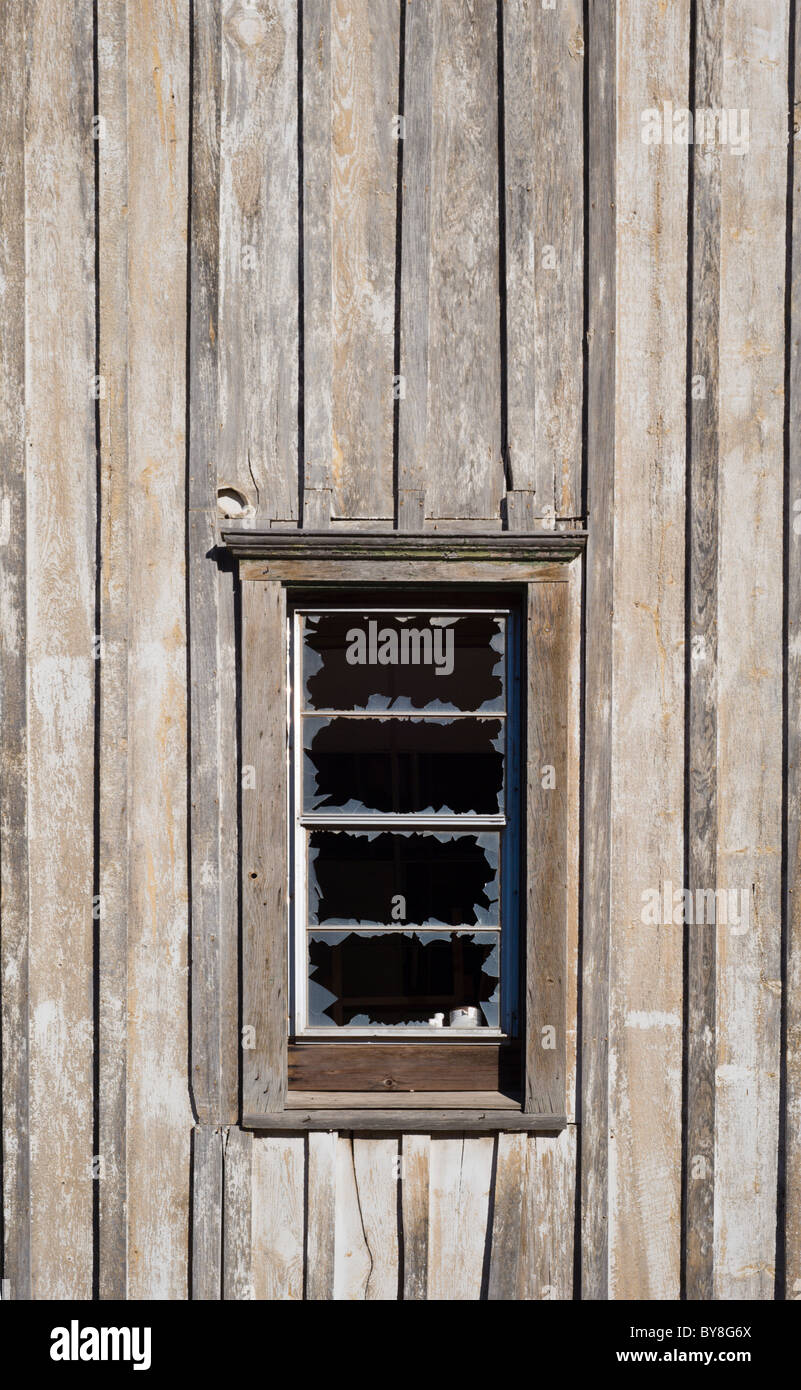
[306,930,501,1028]
[302,716,505,815]
[307,829,500,927]
[302,612,506,712]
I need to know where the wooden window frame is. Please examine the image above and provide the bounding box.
[228,531,583,1131]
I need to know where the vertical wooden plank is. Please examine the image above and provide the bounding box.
[333,1134,372,1299]
[684,0,722,1304]
[518,1127,577,1300]
[302,0,334,522]
[610,0,688,1301]
[351,1136,401,1299]
[565,560,582,1122]
[306,1130,337,1300]
[97,0,130,1301]
[502,0,584,516]
[579,0,616,1302]
[330,0,399,520]
[427,1135,494,1300]
[242,581,288,1117]
[396,0,433,509]
[398,0,503,522]
[251,1136,305,1299]
[0,0,30,1303]
[126,0,194,1299]
[25,0,96,1299]
[190,0,240,1128]
[525,582,568,1116]
[219,0,298,522]
[714,0,786,1300]
[401,1133,430,1300]
[487,1132,527,1300]
[786,0,801,1305]
[192,1126,223,1300]
[223,1126,253,1300]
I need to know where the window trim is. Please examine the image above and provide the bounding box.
[233,534,582,1132]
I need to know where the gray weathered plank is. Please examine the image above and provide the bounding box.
[427,1136,494,1299]
[401,1134,430,1300]
[246,1110,566,1132]
[487,1132,527,1299]
[502,0,584,516]
[219,0,298,522]
[684,0,722,1304]
[787,0,801,1305]
[25,0,96,1299]
[192,1126,223,1300]
[713,0,786,1300]
[223,1126,253,1300]
[611,0,688,1300]
[189,0,239,1128]
[580,0,616,1302]
[525,582,568,1115]
[518,1127,577,1299]
[399,0,503,521]
[126,0,194,1298]
[0,0,30,1303]
[251,1135,304,1299]
[305,1130,337,1300]
[97,0,130,1302]
[330,0,398,520]
[242,580,288,1116]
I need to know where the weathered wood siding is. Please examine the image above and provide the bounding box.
[0,0,797,1300]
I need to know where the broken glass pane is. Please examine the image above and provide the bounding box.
[302,716,505,815]
[307,929,500,1028]
[307,830,500,927]
[302,612,505,712]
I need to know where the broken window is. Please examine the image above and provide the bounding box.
[291,603,519,1037]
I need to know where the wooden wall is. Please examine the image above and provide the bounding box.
[0,0,798,1300]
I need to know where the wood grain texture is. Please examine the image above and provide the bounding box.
[525,582,568,1115]
[427,1135,494,1299]
[219,0,298,522]
[126,0,193,1298]
[97,0,130,1302]
[610,0,688,1301]
[251,1135,304,1299]
[0,0,29,1302]
[288,1042,520,1092]
[518,1127,576,1300]
[191,1126,223,1300]
[333,1134,372,1298]
[351,1136,401,1298]
[502,0,584,515]
[579,0,616,1301]
[242,581,288,1115]
[487,1132,527,1299]
[787,0,801,1305]
[714,0,786,1300]
[248,1109,564,1131]
[189,0,238,1128]
[401,1133,429,1300]
[329,0,399,519]
[398,0,503,521]
[306,1130,337,1299]
[25,0,95,1299]
[684,0,722,1304]
[223,1125,253,1300]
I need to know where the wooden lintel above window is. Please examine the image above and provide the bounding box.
[220,528,587,565]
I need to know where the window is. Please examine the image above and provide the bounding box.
[291,599,520,1042]
[232,532,579,1130]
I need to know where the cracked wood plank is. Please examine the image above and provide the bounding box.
[427,1135,494,1300]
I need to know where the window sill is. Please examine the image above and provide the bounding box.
[244,1092,567,1132]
